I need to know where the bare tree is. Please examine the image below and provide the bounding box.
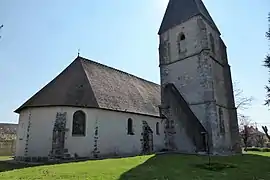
[239,116,252,151]
[264,13,270,105]
[255,134,265,147]
[233,81,254,149]
[233,81,254,126]
[233,81,254,112]
[262,126,270,141]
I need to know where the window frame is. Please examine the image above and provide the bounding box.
[219,107,225,134]
[209,33,215,54]
[177,33,186,54]
[72,110,86,136]
[127,118,134,135]
[156,122,160,135]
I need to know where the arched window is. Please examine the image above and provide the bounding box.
[219,108,225,134]
[127,118,134,135]
[180,34,186,41]
[177,33,186,54]
[209,33,215,54]
[156,122,160,135]
[72,110,86,136]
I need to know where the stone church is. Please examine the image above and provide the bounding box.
[14,0,241,162]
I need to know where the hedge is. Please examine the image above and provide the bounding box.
[245,147,270,152]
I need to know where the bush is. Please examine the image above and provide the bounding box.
[246,147,261,152]
[262,148,270,152]
[159,148,170,152]
[245,147,270,152]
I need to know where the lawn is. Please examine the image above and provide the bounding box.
[243,151,270,157]
[0,156,11,161]
[0,152,270,180]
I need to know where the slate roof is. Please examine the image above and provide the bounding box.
[0,123,18,134]
[158,0,220,35]
[15,57,161,117]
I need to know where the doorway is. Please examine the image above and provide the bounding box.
[142,121,153,154]
[51,112,67,158]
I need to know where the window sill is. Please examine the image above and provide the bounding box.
[72,135,86,137]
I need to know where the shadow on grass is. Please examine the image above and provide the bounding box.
[0,161,33,172]
[0,157,95,173]
[118,153,270,180]
[0,153,148,173]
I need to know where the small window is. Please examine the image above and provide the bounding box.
[156,122,160,135]
[180,34,185,41]
[177,33,186,54]
[72,110,86,136]
[209,33,215,54]
[127,118,134,135]
[219,108,225,134]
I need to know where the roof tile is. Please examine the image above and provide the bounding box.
[15,57,161,117]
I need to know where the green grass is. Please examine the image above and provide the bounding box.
[0,152,270,180]
[0,156,12,161]
[244,151,270,156]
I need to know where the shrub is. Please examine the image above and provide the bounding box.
[262,148,270,152]
[159,148,169,152]
[245,147,270,152]
[246,147,261,152]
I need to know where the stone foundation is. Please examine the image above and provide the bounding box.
[15,156,49,162]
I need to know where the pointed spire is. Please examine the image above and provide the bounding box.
[158,0,219,35]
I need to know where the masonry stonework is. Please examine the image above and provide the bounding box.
[14,0,241,161]
[15,107,165,161]
[159,14,240,154]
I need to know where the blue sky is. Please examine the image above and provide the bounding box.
[0,0,269,129]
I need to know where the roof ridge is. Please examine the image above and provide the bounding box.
[194,0,220,34]
[158,0,220,35]
[78,56,160,87]
[15,56,161,116]
[0,123,18,125]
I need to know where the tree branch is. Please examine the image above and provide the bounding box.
[262,126,270,141]
[233,81,254,110]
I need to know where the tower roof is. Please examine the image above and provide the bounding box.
[158,0,220,35]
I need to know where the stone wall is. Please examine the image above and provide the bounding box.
[159,15,239,154]
[15,106,165,161]
[161,84,207,153]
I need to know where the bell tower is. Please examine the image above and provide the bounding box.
[159,0,241,154]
